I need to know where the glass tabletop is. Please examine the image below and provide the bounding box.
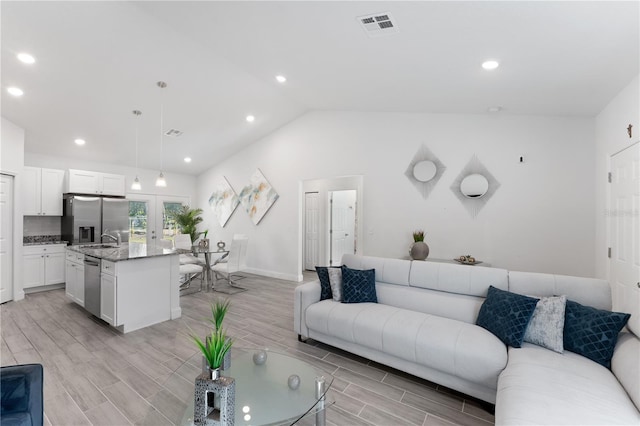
[172,347,333,426]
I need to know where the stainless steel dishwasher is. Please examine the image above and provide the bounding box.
[84,255,101,317]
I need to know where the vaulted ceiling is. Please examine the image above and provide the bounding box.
[2,1,638,175]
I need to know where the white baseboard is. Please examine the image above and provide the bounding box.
[243,267,302,282]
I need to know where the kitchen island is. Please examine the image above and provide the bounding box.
[66,242,181,333]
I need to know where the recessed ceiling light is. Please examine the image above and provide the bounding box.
[7,87,24,97]
[487,106,503,113]
[17,53,35,64]
[275,75,287,83]
[184,157,192,163]
[74,139,86,146]
[482,60,499,70]
[246,115,255,123]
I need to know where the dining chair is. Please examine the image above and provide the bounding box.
[211,234,248,292]
[179,262,204,292]
[174,234,205,292]
[174,234,203,265]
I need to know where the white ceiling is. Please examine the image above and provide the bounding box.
[2,1,638,175]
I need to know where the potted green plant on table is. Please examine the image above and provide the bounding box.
[192,328,233,379]
[192,328,235,425]
[171,205,204,244]
[209,298,231,331]
[410,229,430,260]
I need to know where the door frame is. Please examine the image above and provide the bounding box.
[1,174,15,303]
[125,194,190,246]
[303,192,320,271]
[608,141,639,313]
[299,176,363,280]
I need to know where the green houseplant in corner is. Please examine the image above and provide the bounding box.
[171,205,204,244]
[410,229,430,260]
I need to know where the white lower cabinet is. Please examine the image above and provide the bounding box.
[100,271,117,326]
[23,245,66,289]
[65,250,85,306]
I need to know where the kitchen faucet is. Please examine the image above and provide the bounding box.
[101,229,121,246]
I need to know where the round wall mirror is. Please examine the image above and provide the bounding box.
[413,160,437,182]
[460,174,489,198]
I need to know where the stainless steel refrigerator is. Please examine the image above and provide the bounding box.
[61,195,130,245]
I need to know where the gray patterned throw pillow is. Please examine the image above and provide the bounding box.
[328,267,343,302]
[524,295,567,353]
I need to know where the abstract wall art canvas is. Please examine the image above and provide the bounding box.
[208,177,240,227]
[238,169,279,225]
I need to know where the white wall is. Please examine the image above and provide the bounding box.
[197,111,596,280]
[25,152,197,201]
[594,75,640,280]
[1,117,26,300]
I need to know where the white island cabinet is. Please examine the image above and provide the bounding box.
[67,243,180,333]
[65,250,85,306]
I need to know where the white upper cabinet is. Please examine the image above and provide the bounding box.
[67,169,125,196]
[22,167,65,216]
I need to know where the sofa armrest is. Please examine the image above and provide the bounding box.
[294,280,321,338]
[1,363,44,426]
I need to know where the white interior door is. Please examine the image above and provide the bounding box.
[1,174,14,303]
[329,190,357,266]
[304,192,320,270]
[610,142,640,333]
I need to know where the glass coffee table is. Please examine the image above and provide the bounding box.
[170,348,333,425]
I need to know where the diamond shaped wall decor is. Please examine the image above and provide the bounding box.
[450,155,500,218]
[208,177,240,227]
[404,145,446,199]
[238,169,279,225]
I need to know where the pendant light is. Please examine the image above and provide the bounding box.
[155,81,167,187]
[131,110,142,190]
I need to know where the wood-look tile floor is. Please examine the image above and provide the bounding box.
[0,272,494,426]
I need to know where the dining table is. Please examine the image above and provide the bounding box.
[190,246,229,292]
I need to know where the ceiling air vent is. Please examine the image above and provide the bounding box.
[164,129,183,137]
[358,13,399,37]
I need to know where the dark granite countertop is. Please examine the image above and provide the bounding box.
[24,235,68,246]
[24,241,68,246]
[66,243,179,262]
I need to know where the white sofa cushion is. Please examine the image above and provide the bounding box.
[409,261,509,296]
[305,299,507,388]
[612,332,640,412]
[496,343,640,425]
[508,271,611,311]
[342,254,411,286]
[376,283,485,324]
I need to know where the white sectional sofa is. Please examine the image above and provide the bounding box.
[294,255,640,425]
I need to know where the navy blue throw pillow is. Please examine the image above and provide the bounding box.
[340,265,377,303]
[315,266,337,300]
[563,300,630,368]
[476,286,539,348]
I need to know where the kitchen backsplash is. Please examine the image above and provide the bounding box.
[23,216,61,237]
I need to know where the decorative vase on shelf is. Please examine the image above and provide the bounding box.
[217,241,226,251]
[410,241,430,260]
[199,239,210,249]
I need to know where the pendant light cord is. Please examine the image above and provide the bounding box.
[160,98,164,171]
[134,111,140,171]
